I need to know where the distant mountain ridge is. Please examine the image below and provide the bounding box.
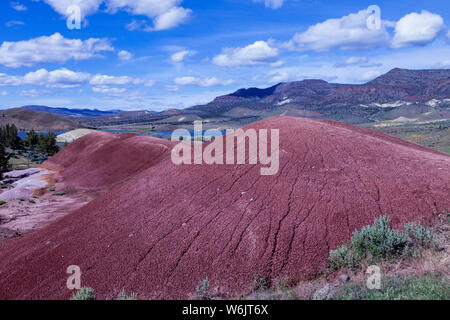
[22,106,122,118]
[367,68,450,89]
[12,68,450,128]
[182,68,450,124]
[215,68,450,107]
[0,108,81,131]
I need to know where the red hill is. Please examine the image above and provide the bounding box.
[0,116,449,299]
[42,131,174,190]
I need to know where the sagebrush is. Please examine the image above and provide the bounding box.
[329,216,441,270]
[71,287,96,300]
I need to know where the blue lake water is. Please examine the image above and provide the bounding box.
[18,129,228,141]
[102,129,227,138]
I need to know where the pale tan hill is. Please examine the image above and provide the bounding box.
[56,129,97,144]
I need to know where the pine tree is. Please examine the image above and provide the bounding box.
[38,132,59,156]
[24,129,39,148]
[0,143,10,179]
[0,124,22,149]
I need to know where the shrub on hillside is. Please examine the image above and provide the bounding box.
[329,216,439,270]
[249,274,269,293]
[404,222,442,251]
[71,287,96,300]
[351,216,407,260]
[329,244,360,270]
[195,278,212,300]
[117,289,138,300]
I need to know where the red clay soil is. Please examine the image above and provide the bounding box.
[41,131,174,190]
[0,116,449,300]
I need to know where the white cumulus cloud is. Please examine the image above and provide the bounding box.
[90,74,154,87]
[151,6,192,31]
[0,69,155,89]
[5,20,25,27]
[337,57,369,67]
[42,0,192,31]
[90,75,136,86]
[174,76,234,87]
[170,50,196,63]
[11,2,27,11]
[1,69,91,88]
[392,10,444,48]
[286,9,391,51]
[92,86,127,95]
[253,0,284,10]
[268,71,289,84]
[41,0,103,20]
[118,50,133,61]
[213,41,279,67]
[20,89,40,97]
[166,85,179,92]
[23,68,91,88]
[0,33,113,68]
[0,73,22,87]
[333,56,382,68]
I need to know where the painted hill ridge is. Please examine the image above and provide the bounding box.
[0,116,449,299]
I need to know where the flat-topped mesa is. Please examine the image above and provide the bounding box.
[368,68,450,88]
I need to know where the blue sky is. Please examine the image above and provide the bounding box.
[0,0,449,111]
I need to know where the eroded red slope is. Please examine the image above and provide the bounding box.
[0,116,449,300]
[42,131,174,189]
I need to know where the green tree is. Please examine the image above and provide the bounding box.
[24,129,39,148]
[38,132,59,156]
[0,143,10,179]
[0,124,22,149]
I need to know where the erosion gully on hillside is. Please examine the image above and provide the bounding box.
[0,133,174,239]
[0,116,449,300]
